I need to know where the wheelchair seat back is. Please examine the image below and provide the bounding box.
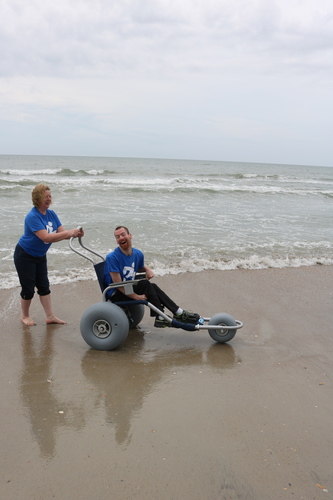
[94,261,107,292]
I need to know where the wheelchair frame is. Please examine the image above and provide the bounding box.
[69,231,243,350]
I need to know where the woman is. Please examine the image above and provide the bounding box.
[14,183,84,326]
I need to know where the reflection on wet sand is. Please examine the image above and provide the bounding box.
[20,330,84,460]
[80,329,238,446]
[19,326,238,457]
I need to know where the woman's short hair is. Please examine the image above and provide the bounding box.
[32,183,51,207]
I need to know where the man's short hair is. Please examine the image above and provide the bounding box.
[115,226,129,234]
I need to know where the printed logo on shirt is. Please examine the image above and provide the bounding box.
[123,263,135,280]
[46,222,56,234]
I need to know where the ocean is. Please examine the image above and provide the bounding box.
[1,155,332,290]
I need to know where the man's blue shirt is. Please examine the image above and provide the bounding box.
[104,247,144,294]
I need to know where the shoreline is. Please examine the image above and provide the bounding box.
[2,260,333,292]
[1,265,332,498]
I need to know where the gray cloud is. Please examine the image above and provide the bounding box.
[2,0,333,77]
[1,0,333,164]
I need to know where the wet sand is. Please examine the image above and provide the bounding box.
[1,266,332,499]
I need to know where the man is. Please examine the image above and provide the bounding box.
[104,226,201,327]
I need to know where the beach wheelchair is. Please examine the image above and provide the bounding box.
[69,231,243,351]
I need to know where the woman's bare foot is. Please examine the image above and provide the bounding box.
[46,316,67,325]
[21,317,36,326]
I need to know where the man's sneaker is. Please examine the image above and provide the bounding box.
[173,310,200,324]
[154,317,171,328]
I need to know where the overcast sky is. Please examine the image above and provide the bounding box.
[1,0,333,166]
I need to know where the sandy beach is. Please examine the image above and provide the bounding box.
[1,266,332,499]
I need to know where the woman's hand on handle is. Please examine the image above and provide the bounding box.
[70,227,84,238]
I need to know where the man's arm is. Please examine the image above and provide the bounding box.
[143,265,154,280]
